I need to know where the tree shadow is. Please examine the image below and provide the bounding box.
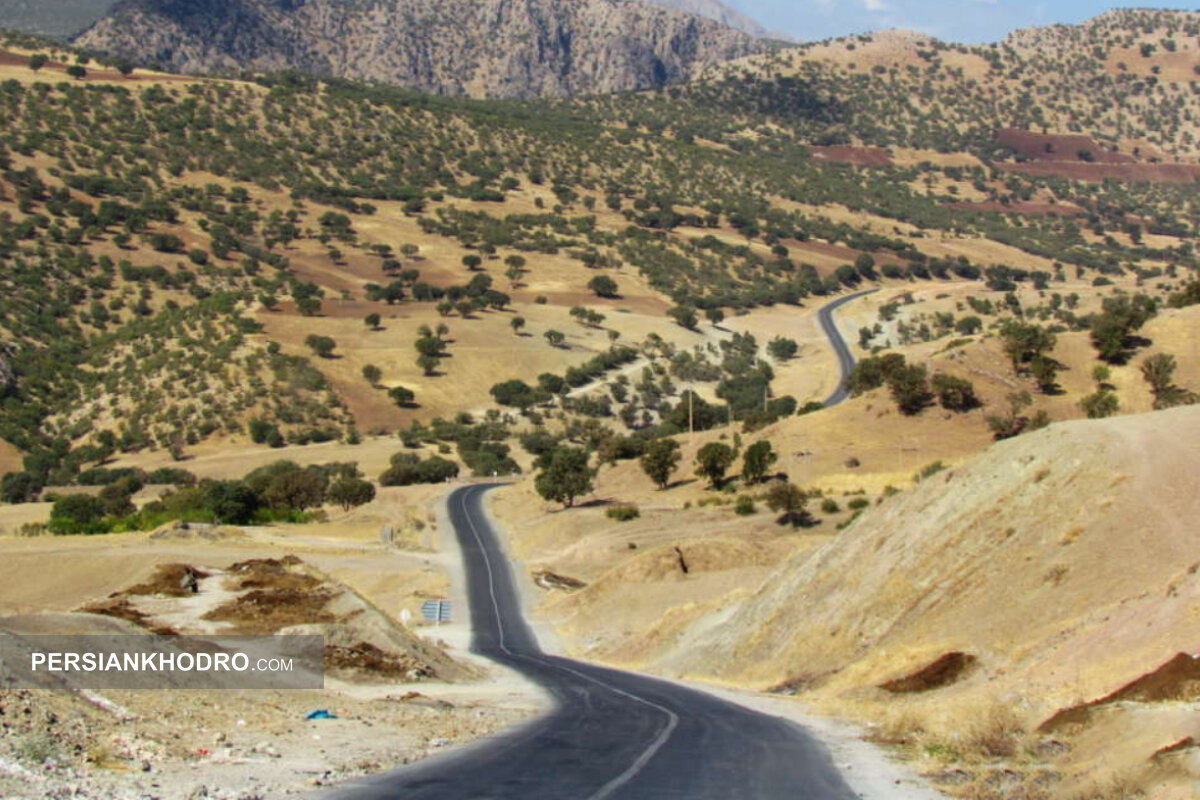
[665,478,697,490]
[575,497,616,509]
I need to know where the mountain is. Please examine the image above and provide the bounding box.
[642,0,768,38]
[0,0,117,39]
[73,0,765,99]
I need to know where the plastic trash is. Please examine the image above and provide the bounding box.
[305,709,338,720]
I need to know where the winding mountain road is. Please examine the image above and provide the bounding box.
[325,484,857,800]
[818,288,879,407]
[325,288,880,799]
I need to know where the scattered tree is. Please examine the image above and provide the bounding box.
[741,440,777,484]
[640,438,681,490]
[535,447,595,508]
[327,477,376,511]
[695,442,736,488]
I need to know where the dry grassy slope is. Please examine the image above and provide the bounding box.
[661,405,1200,712]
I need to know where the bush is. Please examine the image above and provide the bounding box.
[50,494,108,535]
[606,504,640,522]
[734,495,756,516]
[820,498,840,514]
[380,454,460,486]
[847,497,870,510]
[931,374,979,412]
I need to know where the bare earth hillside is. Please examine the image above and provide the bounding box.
[657,405,1200,797]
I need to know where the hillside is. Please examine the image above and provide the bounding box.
[647,405,1200,797]
[72,0,765,99]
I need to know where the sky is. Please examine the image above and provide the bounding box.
[731,1,1200,44]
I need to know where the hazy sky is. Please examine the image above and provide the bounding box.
[732,1,1200,43]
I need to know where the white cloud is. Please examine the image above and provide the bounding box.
[864,0,887,10]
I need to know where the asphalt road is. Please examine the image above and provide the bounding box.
[818,288,879,407]
[325,484,858,800]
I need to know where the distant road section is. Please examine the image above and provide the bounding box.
[818,288,879,407]
[325,484,857,800]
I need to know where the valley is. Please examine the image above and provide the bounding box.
[0,4,1197,799]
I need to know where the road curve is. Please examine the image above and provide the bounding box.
[818,288,879,408]
[324,484,857,800]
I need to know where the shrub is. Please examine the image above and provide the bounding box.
[734,495,756,516]
[380,454,460,486]
[820,498,840,514]
[606,504,640,522]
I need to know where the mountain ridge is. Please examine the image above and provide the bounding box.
[72,0,767,99]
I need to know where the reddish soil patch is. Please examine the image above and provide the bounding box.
[997,160,1200,184]
[945,201,1086,217]
[808,145,894,167]
[1039,652,1200,732]
[0,50,195,83]
[998,128,1133,164]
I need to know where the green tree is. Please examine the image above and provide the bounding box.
[639,438,681,490]
[766,337,799,361]
[362,364,382,386]
[417,354,440,376]
[304,334,337,358]
[742,440,777,484]
[931,374,979,412]
[986,391,1034,439]
[66,64,87,80]
[364,313,381,330]
[545,330,566,348]
[296,296,322,317]
[261,469,327,511]
[28,54,47,72]
[588,275,619,298]
[1140,353,1176,397]
[490,380,544,411]
[388,386,415,407]
[51,494,107,533]
[203,481,259,525]
[999,320,1056,372]
[327,478,376,512]
[510,316,526,335]
[462,255,483,271]
[669,305,699,331]
[1079,389,1119,419]
[0,472,40,504]
[705,308,725,327]
[764,482,807,528]
[535,447,595,508]
[695,442,736,488]
[887,364,931,415]
[1029,355,1060,394]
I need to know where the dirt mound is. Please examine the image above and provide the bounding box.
[1039,652,1200,732]
[122,564,210,598]
[879,652,977,693]
[225,557,321,593]
[76,598,179,636]
[203,587,337,634]
[324,642,437,681]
